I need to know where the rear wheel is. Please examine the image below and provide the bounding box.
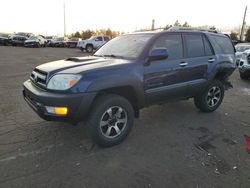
[194,80,224,112]
[87,94,134,147]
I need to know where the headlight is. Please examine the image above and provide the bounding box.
[47,74,81,90]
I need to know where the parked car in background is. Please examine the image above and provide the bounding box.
[10,35,28,46]
[232,40,240,46]
[0,33,10,46]
[24,35,47,47]
[235,43,250,66]
[77,35,110,52]
[46,38,56,47]
[67,38,82,48]
[16,32,34,38]
[53,37,68,47]
[238,49,250,80]
[45,36,56,44]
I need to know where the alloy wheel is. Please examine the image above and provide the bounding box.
[99,106,127,138]
[206,86,221,107]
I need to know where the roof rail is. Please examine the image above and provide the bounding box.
[167,26,220,33]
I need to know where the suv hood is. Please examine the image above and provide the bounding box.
[36,56,131,76]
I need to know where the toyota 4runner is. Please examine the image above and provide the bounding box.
[23,28,236,147]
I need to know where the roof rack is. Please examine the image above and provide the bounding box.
[134,27,165,32]
[167,26,220,33]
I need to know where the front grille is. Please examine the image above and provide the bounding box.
[23,90,39,111]
[25,42,36,45]
[30,68,48,88]
[247,54,250,64]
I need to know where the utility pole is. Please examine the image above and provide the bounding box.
[151,19,155,31]
[64,1,66,37]
[240,6,247,41]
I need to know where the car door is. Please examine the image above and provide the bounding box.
[94,36,104,48]
[182,33,214,96]
[144,33,189,105]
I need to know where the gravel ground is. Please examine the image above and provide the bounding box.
[0,46,250,188]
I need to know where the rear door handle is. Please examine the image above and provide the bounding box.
[208,58,215,63]
[179,62,188,67]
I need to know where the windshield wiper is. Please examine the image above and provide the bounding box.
[94,54,125,59]
[102,54,124,59]
[93,54,103,57]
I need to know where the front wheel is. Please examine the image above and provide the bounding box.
[194,80,224,112]
[87,94,134,147]
[86,44,93,53]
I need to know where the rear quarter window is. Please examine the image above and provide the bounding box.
[209,35,235,54]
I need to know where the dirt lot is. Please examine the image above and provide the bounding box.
[0,46,250,188]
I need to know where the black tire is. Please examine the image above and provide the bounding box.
[194,80,224,112]
[80,47,84,52]
[240,73,249,80]
[87,94,134,147]
[86,44,93,53]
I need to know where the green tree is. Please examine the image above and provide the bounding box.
[81,29,95,39]
[182,22,190,27]
[230,32,238,40]
[105,28,112,37]
[245,27,250,42]
[69,28,121,39]
[209,26,216,30]
[174,20,181,27]
[164,24,172,30]
[72,31,81,38]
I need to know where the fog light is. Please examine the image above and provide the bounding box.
[45,106,68,115]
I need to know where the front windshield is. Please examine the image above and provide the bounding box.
[87,36,95,40]
[28,36,37,40]
[235,45,250,52]
[94,34,154,59]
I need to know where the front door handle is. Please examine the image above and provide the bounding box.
[179,62,188,67]
[208,58,215,63]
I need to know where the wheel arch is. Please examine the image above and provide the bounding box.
[93,86,140,118]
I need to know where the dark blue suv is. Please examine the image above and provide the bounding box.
[23,28,236,147]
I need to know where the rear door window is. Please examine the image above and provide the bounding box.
[203,36,214,56]
[184,34,204,58]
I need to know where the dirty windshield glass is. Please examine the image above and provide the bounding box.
[94,34,154,59]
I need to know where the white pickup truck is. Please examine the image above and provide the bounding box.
[77,35,110,53]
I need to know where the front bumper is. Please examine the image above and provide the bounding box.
[239,65,250,75]
[23,80,96,123]
[24,42,38,47]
